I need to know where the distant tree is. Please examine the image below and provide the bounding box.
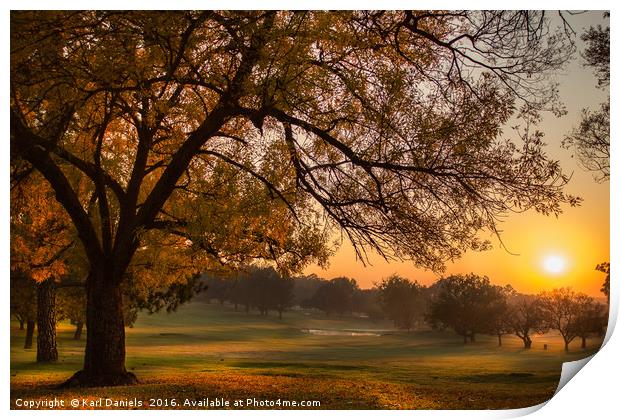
[309,277,360,316]
[506,295,548,349]
[24,320,36,349]
[252,267,280,316]
[124,272,208,320]
[292,274,325,307]
[485,286,516,346]
[572,294,606,349]
[52,252,89,342]
[597,262,610,305]
[427,274,507,343]
[539,288,579,351]
[377,275,425,331]
[226,266,260,314]
[353,288,384,321]
[230,271,255,313]
[563,12,609,182]
[202,274,231,305]
[58,286,86,340]
[10,271,37,348]
[271,276,295,319]
[221,266,293,317]
[122,303,139,328]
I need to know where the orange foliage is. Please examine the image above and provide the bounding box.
[10,173,75,283]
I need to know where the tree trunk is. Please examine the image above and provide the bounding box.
[524,336,532,349]
[36,279,58,362]
[581,336,586,349]
[564,340,569,351]
[19,318,25,330]
[73,321,84,340]
[62,267,137,387]
[24,319,35,349]
[497,334,502,347]
[278,309,282,319]
[469,333,476,343]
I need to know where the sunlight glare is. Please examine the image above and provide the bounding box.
[542,255,567,275]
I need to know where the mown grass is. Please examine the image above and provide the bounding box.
[10,302,602,409]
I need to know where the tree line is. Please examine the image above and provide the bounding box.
[426,274,607,350]
[10,260,608,366]
[201,270,381,319]
[202,270,608,351]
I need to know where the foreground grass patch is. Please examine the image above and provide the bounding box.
[10,302,602,410]
[10,371,558,410]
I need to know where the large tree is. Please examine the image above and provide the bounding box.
[11,11,578,386]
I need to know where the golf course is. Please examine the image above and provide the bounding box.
[10,301,603,409]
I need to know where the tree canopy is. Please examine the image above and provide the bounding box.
[11,11,578,272]
[309,277,360,316]
[377,274,425,330]
[427,273,510,342]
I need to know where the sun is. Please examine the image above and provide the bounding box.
[542,254,567,275]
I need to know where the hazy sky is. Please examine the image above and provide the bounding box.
[304,11,610,297]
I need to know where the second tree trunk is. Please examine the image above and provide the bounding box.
[36,279,58,362]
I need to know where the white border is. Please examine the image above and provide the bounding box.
[3,1,618,419]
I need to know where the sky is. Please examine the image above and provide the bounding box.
[304,11,610,297]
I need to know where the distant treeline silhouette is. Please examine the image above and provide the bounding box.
[200,268,608,351]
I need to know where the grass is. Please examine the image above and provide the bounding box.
[10,302,603,410]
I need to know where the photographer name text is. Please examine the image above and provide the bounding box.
[14,397,321,409]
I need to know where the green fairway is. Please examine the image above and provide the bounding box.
[10,302,602,409]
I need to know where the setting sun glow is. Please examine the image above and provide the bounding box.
[542,255,568,275]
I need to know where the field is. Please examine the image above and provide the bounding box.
[10,302,602,410]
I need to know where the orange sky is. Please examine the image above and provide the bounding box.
[304,12,610,297]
